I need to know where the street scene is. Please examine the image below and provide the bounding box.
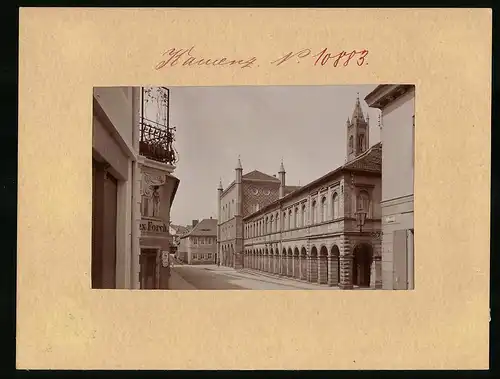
[92,85,415,291]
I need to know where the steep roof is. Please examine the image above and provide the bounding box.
[344,142,382,173]
[243,170,280,182]
[181,218,217,238]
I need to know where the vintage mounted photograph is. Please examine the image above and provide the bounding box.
[92,84,415,291]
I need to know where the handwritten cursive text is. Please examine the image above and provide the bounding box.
[155,47,257,70]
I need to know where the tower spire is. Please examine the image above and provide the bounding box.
[236,155,242,170]
[351,93,365,122]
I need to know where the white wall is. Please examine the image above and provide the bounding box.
[94,87,134,149]
[381,89,415,201]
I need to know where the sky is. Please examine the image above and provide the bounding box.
[165,85,381,227]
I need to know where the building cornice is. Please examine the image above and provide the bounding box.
[364,84,415,109]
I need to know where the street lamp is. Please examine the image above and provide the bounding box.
[355,210,367,233]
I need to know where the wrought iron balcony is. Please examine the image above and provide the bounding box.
[139,86,178,165]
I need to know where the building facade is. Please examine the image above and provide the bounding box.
[217,97,383,289]
[92,87,141,289]
[91,86,179,290]
[179,219,218,264]
[365,85,415,290]
[137,86,180,290]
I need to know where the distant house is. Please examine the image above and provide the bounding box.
[178,218,218,264]
[169,224,190,257]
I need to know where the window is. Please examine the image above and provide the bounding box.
[349,136,354,153]
[200,237,205,244]
[358,134,365,152]
[270,215,274,233]
[312,201,317,224]
[357,190,370,217]
[208,253,212,259]
[295,207,299,228]
[289,210,292,229]
[276,213,279,232]
[321,197,327,222]
[192,237,197,245]
[302,205,307,227]
[332,192,339,219]
[283,212,287,230]
[265,217,269,234]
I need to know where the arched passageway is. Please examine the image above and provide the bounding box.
[319,246,328,284]
[293,248,300,279]
[300,247,307,280]
[330,245,341,286]
[353,243,373,287]
[281,249,287,275]
[287,248,293,277]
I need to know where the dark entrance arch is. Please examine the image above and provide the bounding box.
[319,246,328,284]
[309,246,318,283]
[331,245,340,286]
[353,243,373,287]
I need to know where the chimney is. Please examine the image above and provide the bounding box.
[192,219,199,227]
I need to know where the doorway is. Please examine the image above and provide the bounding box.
[352,243,373,287]
[140,248,159,289]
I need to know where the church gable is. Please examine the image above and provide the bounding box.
[242,181,280,217]
[242,170,280,182]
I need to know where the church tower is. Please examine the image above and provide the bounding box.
[346,94,370,162]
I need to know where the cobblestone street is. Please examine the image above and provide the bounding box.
[169,264,341,290]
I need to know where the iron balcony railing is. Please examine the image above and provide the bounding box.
[139,86,178,165]
[139,117,177,164]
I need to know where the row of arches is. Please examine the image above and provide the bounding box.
[219,244,234,267]
[242,243,373,287]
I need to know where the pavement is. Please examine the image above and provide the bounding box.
[168,264,342,290]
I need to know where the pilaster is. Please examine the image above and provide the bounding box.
[339,236,353,289]
[308,256,318,283]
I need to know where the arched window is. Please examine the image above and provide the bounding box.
[295,207,299,228]
[270,215,274,233]
[312,201,317,224]
[276,213,279,232]
[358,134,365,152]
[357,190,370,217]
[265,216,268,234]
[302,204,307,227]
[283,212,287,230]
[321,197,327,222]
[288,209,293,230]
[349,135,354,153]
[332,192,339,220]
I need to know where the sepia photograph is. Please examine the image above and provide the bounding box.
[92,84,415,291]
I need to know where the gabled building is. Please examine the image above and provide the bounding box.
[178,218,218,264]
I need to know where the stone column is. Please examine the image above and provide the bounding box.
[318,256,328,284]
[328,255,340,286]
[294,256,300,279]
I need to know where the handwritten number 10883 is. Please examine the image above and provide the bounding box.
[270,48,369,67]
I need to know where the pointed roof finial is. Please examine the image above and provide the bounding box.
[279,158,285,173]
[218,178,223,190]
[236,155,242,170]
